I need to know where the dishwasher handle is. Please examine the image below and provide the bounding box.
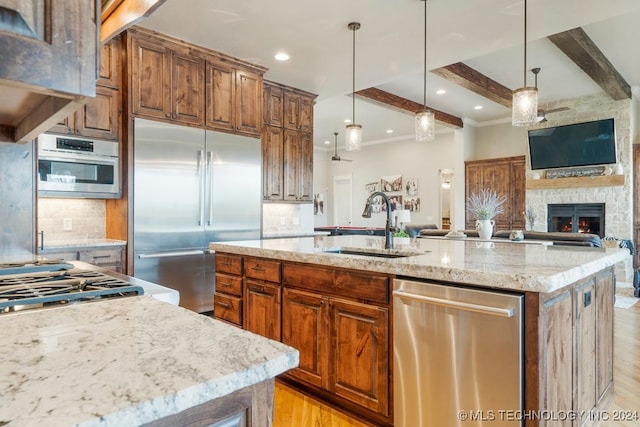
[393,290,514,318]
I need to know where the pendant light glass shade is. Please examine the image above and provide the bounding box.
[415,110,435,141]
[345,22,362,151]
[512,0,538,126]
[345,124,362,151]
[416,0,435,141]
[512,87,538,126]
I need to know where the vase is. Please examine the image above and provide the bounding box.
[476,219,495,240]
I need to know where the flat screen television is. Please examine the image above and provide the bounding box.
[527,118,616,170]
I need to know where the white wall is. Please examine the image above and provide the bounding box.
[317,131,459,229]
[474,121,528,159]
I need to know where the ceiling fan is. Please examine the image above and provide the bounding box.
[531,67,571,123]
[331,132,352,162]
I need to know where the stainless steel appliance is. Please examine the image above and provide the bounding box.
[393,278,523,427]
[37,133,120,198]
[0,260,144,314]
[133,118,262,313]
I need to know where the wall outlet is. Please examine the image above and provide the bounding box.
[63,218,72,231]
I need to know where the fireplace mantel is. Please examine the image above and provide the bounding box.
[526,174,624,190]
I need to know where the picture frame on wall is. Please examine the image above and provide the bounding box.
[404,177,418,197]
[380,175,402,192]
[404,197,421,212]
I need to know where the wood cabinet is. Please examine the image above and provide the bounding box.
[243,257,282,341]
[283,129,313,201]
[0,0,99,143]
[524,267,615,427]
[214,253,244,326]
[633,144,640,268]
[214,253,392,425]
[129,29,204,125]
[128,27,265,134]
[206,61,263,136]
[48,36,122,141]
[465,156,526,230]
[263,81,316,203]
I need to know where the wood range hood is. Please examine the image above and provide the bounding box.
[0,0,164,144]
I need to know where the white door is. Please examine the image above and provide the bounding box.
[333,174,352,225]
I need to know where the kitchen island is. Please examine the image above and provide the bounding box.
[0,295,298,426]
[210,235,630,426]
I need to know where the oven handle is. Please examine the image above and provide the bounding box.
[137,250,204,259]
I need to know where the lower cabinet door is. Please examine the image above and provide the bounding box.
[329,298,389,416]
[281,288,328,388]
[244,279,281,341]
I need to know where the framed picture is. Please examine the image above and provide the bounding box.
[364,181,379,195]
[382,195,403,212]
[404,197,421,212]
[404,177,418,197]
[380,175,402,192]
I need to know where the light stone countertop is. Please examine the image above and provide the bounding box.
[39,238,127,252]
[209,235,631,293]
[0,296,298,427]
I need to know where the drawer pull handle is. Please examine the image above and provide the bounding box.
[220,262,231,266]
[249,286,266,294]
[92,255,111,259]
[251,266,265,272]
[219,282,231,287]
[216,301,231,309]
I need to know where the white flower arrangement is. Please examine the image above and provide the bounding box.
[467,189,506,220]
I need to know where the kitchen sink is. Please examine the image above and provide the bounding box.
[320,248,424,258]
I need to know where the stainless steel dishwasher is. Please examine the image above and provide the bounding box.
[393,278,523,427]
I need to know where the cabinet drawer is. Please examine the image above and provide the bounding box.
[213,293,242,326]
[215,273,243,297]
[335,271,389,304]
[283,263,389,304]
[245,257,281,282]
[78,249,122,266]
[215,253,243,275]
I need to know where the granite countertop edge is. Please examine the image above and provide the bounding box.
[39,238,127,252]
[209,236,631,294]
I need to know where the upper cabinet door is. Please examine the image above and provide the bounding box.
[98,37,121,89]
[205,60,235,132]
[235,69,263,136]
[264,83,284,127]
[171,47,205,125]
[130,35,171,120]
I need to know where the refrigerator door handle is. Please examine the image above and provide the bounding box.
[137,250,205,259]
[206,151,214,226]
[197,150,205,226]
[392,290,514,318]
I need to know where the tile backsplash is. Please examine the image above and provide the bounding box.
[38,198,106,244]
[263,203,314,237]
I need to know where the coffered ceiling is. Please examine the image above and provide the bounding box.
[140,0,640,148]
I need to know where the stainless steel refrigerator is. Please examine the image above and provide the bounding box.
[133,118,262,313]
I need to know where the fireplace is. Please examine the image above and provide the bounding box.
[547,203,605,237]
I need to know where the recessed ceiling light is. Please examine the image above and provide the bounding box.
[274,52,290,61]
[344,118,351,123]
[474,105,483,110]
[436,89,446,95]
[324,140,331,145]
[386,129,394,134]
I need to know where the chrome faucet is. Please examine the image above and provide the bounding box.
[362,191,397,249]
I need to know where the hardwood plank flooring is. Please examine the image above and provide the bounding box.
[274,290,640,427]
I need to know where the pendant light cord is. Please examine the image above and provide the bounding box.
[423,0,427,109]
[352,24,356,124]
[523,0,527,87]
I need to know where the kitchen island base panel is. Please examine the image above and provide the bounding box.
[143,379,274,427]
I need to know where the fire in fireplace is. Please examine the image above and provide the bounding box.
[547,203,605,237]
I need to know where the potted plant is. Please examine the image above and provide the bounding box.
[392,229,411,245]
[466,189,506,240]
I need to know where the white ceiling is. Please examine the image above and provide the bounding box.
[140,0,640,148]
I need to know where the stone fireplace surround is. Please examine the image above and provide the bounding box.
[524,93,633,282]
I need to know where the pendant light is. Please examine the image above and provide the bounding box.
[345,22,362,151]
[512,0,538,126]
[415,0,435,141]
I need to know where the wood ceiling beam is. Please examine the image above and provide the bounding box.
[354,87,463,129]
[548,27,631,100]
[431,62,513,108]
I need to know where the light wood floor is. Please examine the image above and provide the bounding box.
[274,290,640,427]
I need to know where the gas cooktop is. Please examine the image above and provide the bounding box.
[0,264,144,313]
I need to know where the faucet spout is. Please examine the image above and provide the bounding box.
[362,191,397,249]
